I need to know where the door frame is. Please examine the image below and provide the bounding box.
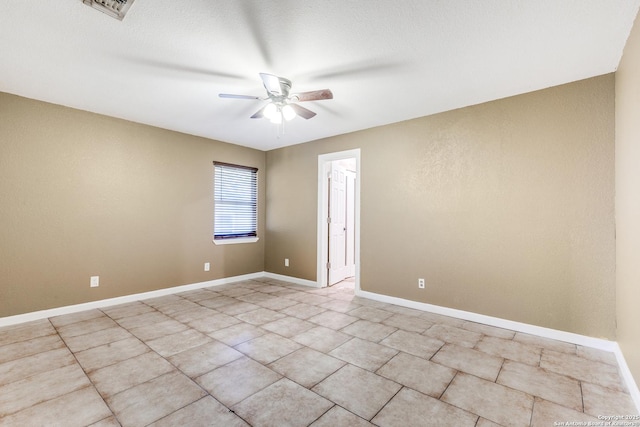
[317,149,361,290]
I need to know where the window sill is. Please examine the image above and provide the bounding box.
[213,237,260,245]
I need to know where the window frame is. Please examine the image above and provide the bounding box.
[213,161,259,245]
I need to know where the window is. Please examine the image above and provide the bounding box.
[213,162,258,244]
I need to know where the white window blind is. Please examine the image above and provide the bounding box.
[214,162,258,240]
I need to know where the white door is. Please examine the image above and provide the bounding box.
[345,170,356,278]
[328,162,348,285]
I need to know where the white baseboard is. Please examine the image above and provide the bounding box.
[612,342,640,412]
[0,272,265,328]
[356,288,640,412]
[262,272,319,288]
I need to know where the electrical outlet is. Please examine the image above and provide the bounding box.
[204,262,210,272]
[90,276,99,288]
[284,258,289,267]
[418,278,425,289]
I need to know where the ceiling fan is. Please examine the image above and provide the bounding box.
[219,73,333,124]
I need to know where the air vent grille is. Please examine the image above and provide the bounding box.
[82,0,135,21]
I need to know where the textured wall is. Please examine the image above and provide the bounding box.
[0,92,265,317]
[266,75,616,338]
[616,11,640,382]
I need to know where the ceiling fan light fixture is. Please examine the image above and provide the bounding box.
[270,111,283,124]
[282,104,296,121]
[263,103,278,120]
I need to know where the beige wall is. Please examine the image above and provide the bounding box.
[0,92,265,317]
[616,12,640,382]
[266,75,616,338]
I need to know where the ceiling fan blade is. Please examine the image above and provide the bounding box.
[290,103,317,120]
[259,73,282,95]
[219,94,261,100]
[250,106,266,119]
[293,89,333,102]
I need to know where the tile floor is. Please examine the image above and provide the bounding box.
[0,277,637,426]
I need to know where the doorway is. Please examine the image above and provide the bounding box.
[317,149,360,290]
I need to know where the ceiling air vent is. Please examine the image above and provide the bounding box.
[82,0,135,21]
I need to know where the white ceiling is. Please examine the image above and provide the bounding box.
[2,1,639,151]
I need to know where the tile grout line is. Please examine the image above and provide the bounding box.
[46,317,121,426]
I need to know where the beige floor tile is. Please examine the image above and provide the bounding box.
[74,336,149,372]
[255,297,299,311]
[115,311,172,330]
[424,324,482,348]
[279,303,327,320]
[269,347,345,388]
[462,321,516,339]
[312,364,401,420]
[286,293,333,306]
[442,372,534,427]
[540,349,626,392]
[372,387,477,427]
[49,310,105,328]
[128,319,188,342]
[218,287,257,298]
[530,398,599,427]
[88,416,121,427]
[100,302,155,320]
[89,352,175,398]
[234,333,302,364]
[261,317,315,338]
[168,306,216,323]
[0,364,91,417]
[476,335,542,366]
[377,352,456,398]
[0,387,112,427]
[1,278,635,426]
[146,329,212,357]
[431,343,503,381]
[63,326,133,353]
[148,396,249,427]
[107,371,206,427]
[142,295,183,309]
[380,329,444,359]
[582,382,638,417]
[154,300,202,316]
[0,334,65,365]
[419,311,466,327]
[308,311,359,330]
[187,312,241,333]
[56,316,118,339]
[233,378,333,426]
[497,360,582,411]
[309,405,374,427]
[341,319,397,342]
[236,292,277,304]
[381,313,432,333]
[0,347,75,387]
[513,332,577,355]
[196,357,281,406]
[330,337,398,371]
[168,340,243,378]
[576,345,618,366]
[292,326,353,353]
[198,295,239,309]
[348,306,394,323]
[236,308,286,326]
[216,301,261,316]
[319,300,362,313]
[382,304,425,317]
[175,289,218,302]
[476,418,503,427]
[209,322,266,346]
